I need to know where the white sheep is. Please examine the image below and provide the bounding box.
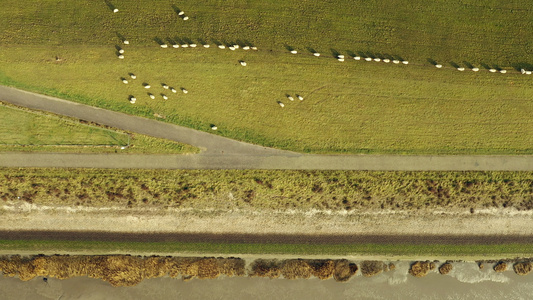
[291,50,297,54]
[181,44,189,48]
[113,8,119,13]
[123,40,129,45]
[190,43,197,47]
[499,69,507,74]
[243,46,250,50]
[148,93,155,99]
[129,96,136,103]
[160,44,168,48]
[365,57,372,61]
[203,44,210,48]
[251,46,258,50]
[118,55,125,59]
[489,69,497,73]
[313,52,321,57]
[182,88,188,94]
[373,58,381,62]
[521,69,526,74]
[172,44,179,48]
[338,58,345,62]
[178,11,185,16]
[122,79,128,84]
[472,67,479,72]
[129,74,136,79]
[183,16,189,20]
[162,84,169,89]
[287,95,294,101]
[526,71,532,75]
[171,87,177,93]
[118,49,125,54]
[354,56,361,60]
[229,46,236,51]
[457,67,465,71]
[144,84,151,89]
[233,45,239,49]
[297,95,304,101]
[392,60,400,64]
[240,61,247,66]
[211,125,218,130]
[383,59,390,63]
[337,55,345,59]
[278,102,285,108]
[435,64,442,68]
[218,44,226,49]
[402,60,409,65]
[162,94,168,100]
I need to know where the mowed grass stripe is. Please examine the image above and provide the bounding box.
[0,1,532,153]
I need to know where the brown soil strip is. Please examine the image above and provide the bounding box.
[2,230,533,245]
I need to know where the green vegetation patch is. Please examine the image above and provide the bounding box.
[1,168,532,211]
[1,240,532,258]
[0,103,198,154]
[0,0,531,154]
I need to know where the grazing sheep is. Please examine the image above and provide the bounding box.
[148,93,155,99]
[287,95,294,101]
[338,58,345,62]
[457,67,465,71]
[172,44,179,48]
[251,46,258,50]
[373,58,381,62]
[181,88,188,94]
[113,8,119,13]
[392,60,400,64]
[160,44,168,48]
[123,40,129,45]
[527,71,532,75]
[121,78,128,84]
[472,67,479,72]
[229,46,236,50]
[181,44,189,48]
[240,60,247,66]
[171,87,177,93]
[203,44,210,48]
[278,101,285,108]
[337,55,345,59]
[218,44,226,49]
[129,96,136,103]
[243,46,250,50]
[313,52,321,57]
[383,59,390,63]
[178,11,185,16]
[435,64,442,68]
[354,56,361,60]
[499,69,507,74]
[521,69,526,74]
[211,125,218,130]
[183,16,189,20]
[143,84,151,89]
[365,57,372,61]
[118,49,125,54]
[489,69,497,73]
[297,95,304,101]
[291,50,298,54]
[402,60,409,64]
[129,73,136,79]
[118,55,125,59]
[190,43,197,47]
[162,94,168,100]
[162,83,169,89]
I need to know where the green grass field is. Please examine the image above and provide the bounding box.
[0,103,198,154]
[0,0,531,154]
[2,168,532,210]
[1,240,532,259]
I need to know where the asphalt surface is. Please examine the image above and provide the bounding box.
[1,85,533,170]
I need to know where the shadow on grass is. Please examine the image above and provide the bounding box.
[171,4,183,15]
[449,61,460,68]
[427,58,438,66]
[153,37,165,46]
[104,0,116,12]
[330,48,340,58]
[462,61,474,69]
[512,62,533,71]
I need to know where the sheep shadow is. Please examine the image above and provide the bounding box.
[153,37,165,46]
[512,62,533,71]
[427,58,438,66]
[285,45,295,52]
[114,45,123,52]
[306,47,318,54]
[480,63,492,70]
[104,0,116,12]
[330,48,340,58]
[171,4,183,15]
[449,61,460,69]
[462,61,474,69]
[116,32,128,43]
[346,50,356,58]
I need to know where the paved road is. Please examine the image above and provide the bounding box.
[1,85,533,170]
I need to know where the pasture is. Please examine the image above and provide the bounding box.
[0,0,532,153]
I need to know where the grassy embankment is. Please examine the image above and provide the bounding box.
[1,240,533,258]
[0,103,198,154]
[1,168,531,211]
[0,0,531,154]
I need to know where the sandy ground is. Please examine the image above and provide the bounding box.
[1,262,532,300]
[1,201,533,238]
